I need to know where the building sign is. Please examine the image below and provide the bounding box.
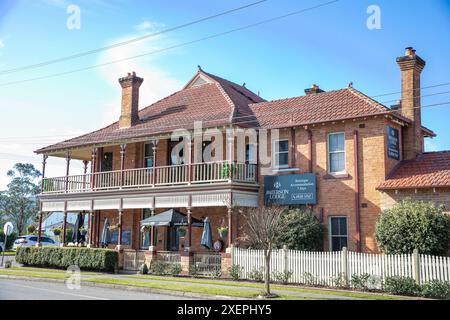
[387,126,400,160]
[264,173,317,205]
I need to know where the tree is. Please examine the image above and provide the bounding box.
[238,206,286,297]
[375,199,450,255]
[277,208,325,251]
[0,163,41,235]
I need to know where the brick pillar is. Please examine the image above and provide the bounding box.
[144,250,157,269]
[220,252,232,278]
[180,251,194,276]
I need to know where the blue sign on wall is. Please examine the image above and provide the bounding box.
[264,173,317,205]
[387,126,400,160]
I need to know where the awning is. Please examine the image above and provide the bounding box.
[140,209,204,227]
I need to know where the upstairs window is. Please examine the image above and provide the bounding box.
[273,139,289,168]
[144,143,154,168]
[328,133,345,174]
[101,152,113,172]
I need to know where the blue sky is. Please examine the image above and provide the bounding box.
[0,0,449,188]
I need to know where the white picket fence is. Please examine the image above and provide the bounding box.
[232,247,450,288]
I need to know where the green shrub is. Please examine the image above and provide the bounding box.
[350,273,380,291]
[4,260,12,268]
[248,267,264,282]
[375,200,450,255]
[331,273,347,288]
[228,264,243,281]
[0,231,17,250]
[210,269,222,279]
[271,270,293,284]
[139,263,149,275]
[15,246,118,272]
[149,260,168,275]
[188,264,198,277]
[421,280,450,299]
[303,272,317,286]
[383,276,421,296]
[169,263,182,276]
[276,208,325,251]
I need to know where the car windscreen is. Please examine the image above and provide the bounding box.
[42,237,55,243]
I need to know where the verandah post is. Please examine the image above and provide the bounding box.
[64,151,71,193]
[120,144,126,188]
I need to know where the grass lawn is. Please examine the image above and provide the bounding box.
[0,267,409,300]
[126,274,404,300]
[1,251,16,256]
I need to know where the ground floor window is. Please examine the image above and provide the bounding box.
[329,216,348,251]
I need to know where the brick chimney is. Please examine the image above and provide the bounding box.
[396,47,426,160]
[118,72,144,129]
[305,84,325,95]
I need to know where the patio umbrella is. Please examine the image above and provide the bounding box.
[200,217,213,250]
[100,218,111,248]
[72,212,84,243]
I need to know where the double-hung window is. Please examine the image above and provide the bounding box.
[144,142,154,168]
[328,133,345,174]
[273,139,289,169]
[329,217,348,251]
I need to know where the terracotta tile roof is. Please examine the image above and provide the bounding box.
[35,71,415,154]
[36,70,264,154]
[378,151,450,190]
[246,87,410,129]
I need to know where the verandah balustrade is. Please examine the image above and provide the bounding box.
[42,161,257,194]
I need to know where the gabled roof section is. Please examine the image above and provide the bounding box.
[378,151,450,190]
[246,87,410,129]
[36,68,264,154]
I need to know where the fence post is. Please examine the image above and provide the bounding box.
[412,249,421,285]
[341,247,349,287]
[282,245,288,274]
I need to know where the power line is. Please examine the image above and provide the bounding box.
[1,99,449,148]
[0,0,268,76]
[0,0,340,88]
[372,82,450,98]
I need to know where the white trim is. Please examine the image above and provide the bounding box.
[328,216,348,252]
[327,132,346,174]
[272,138,289,169]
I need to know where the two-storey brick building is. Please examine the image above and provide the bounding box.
[35,47,450,264]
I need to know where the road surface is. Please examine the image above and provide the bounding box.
[0,279,193,300]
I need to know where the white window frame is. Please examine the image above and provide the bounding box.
[327,132,346,174]
[272,139,289,169]
[328,216,348,251]
[143,142,155,168]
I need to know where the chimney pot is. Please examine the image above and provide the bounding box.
[118,72,144,129]
[305,84,325,95]
[397,48,426,159]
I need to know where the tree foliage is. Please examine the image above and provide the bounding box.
[276,208,325,251]
[375,199,450,255]
[0,163,41,235]
[238,206,287,296]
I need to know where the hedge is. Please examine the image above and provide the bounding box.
[15,247,118,272]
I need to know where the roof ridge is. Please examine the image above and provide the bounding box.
[249,88,349,108]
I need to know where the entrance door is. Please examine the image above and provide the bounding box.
[167,227,180,251]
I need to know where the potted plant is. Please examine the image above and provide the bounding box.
[218,226,229,239]
[52,227,62,236]
[108,224,118,231]
[178,227,186,237]
[79,226,87,236]
[27,225,36,234]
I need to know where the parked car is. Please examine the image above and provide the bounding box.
[12,235,58,250]
[0,241,5,252]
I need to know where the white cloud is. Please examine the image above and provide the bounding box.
[425,139,440,152]
[96,25,183,125]
[0,39,4,48]
[135,20,166,33]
